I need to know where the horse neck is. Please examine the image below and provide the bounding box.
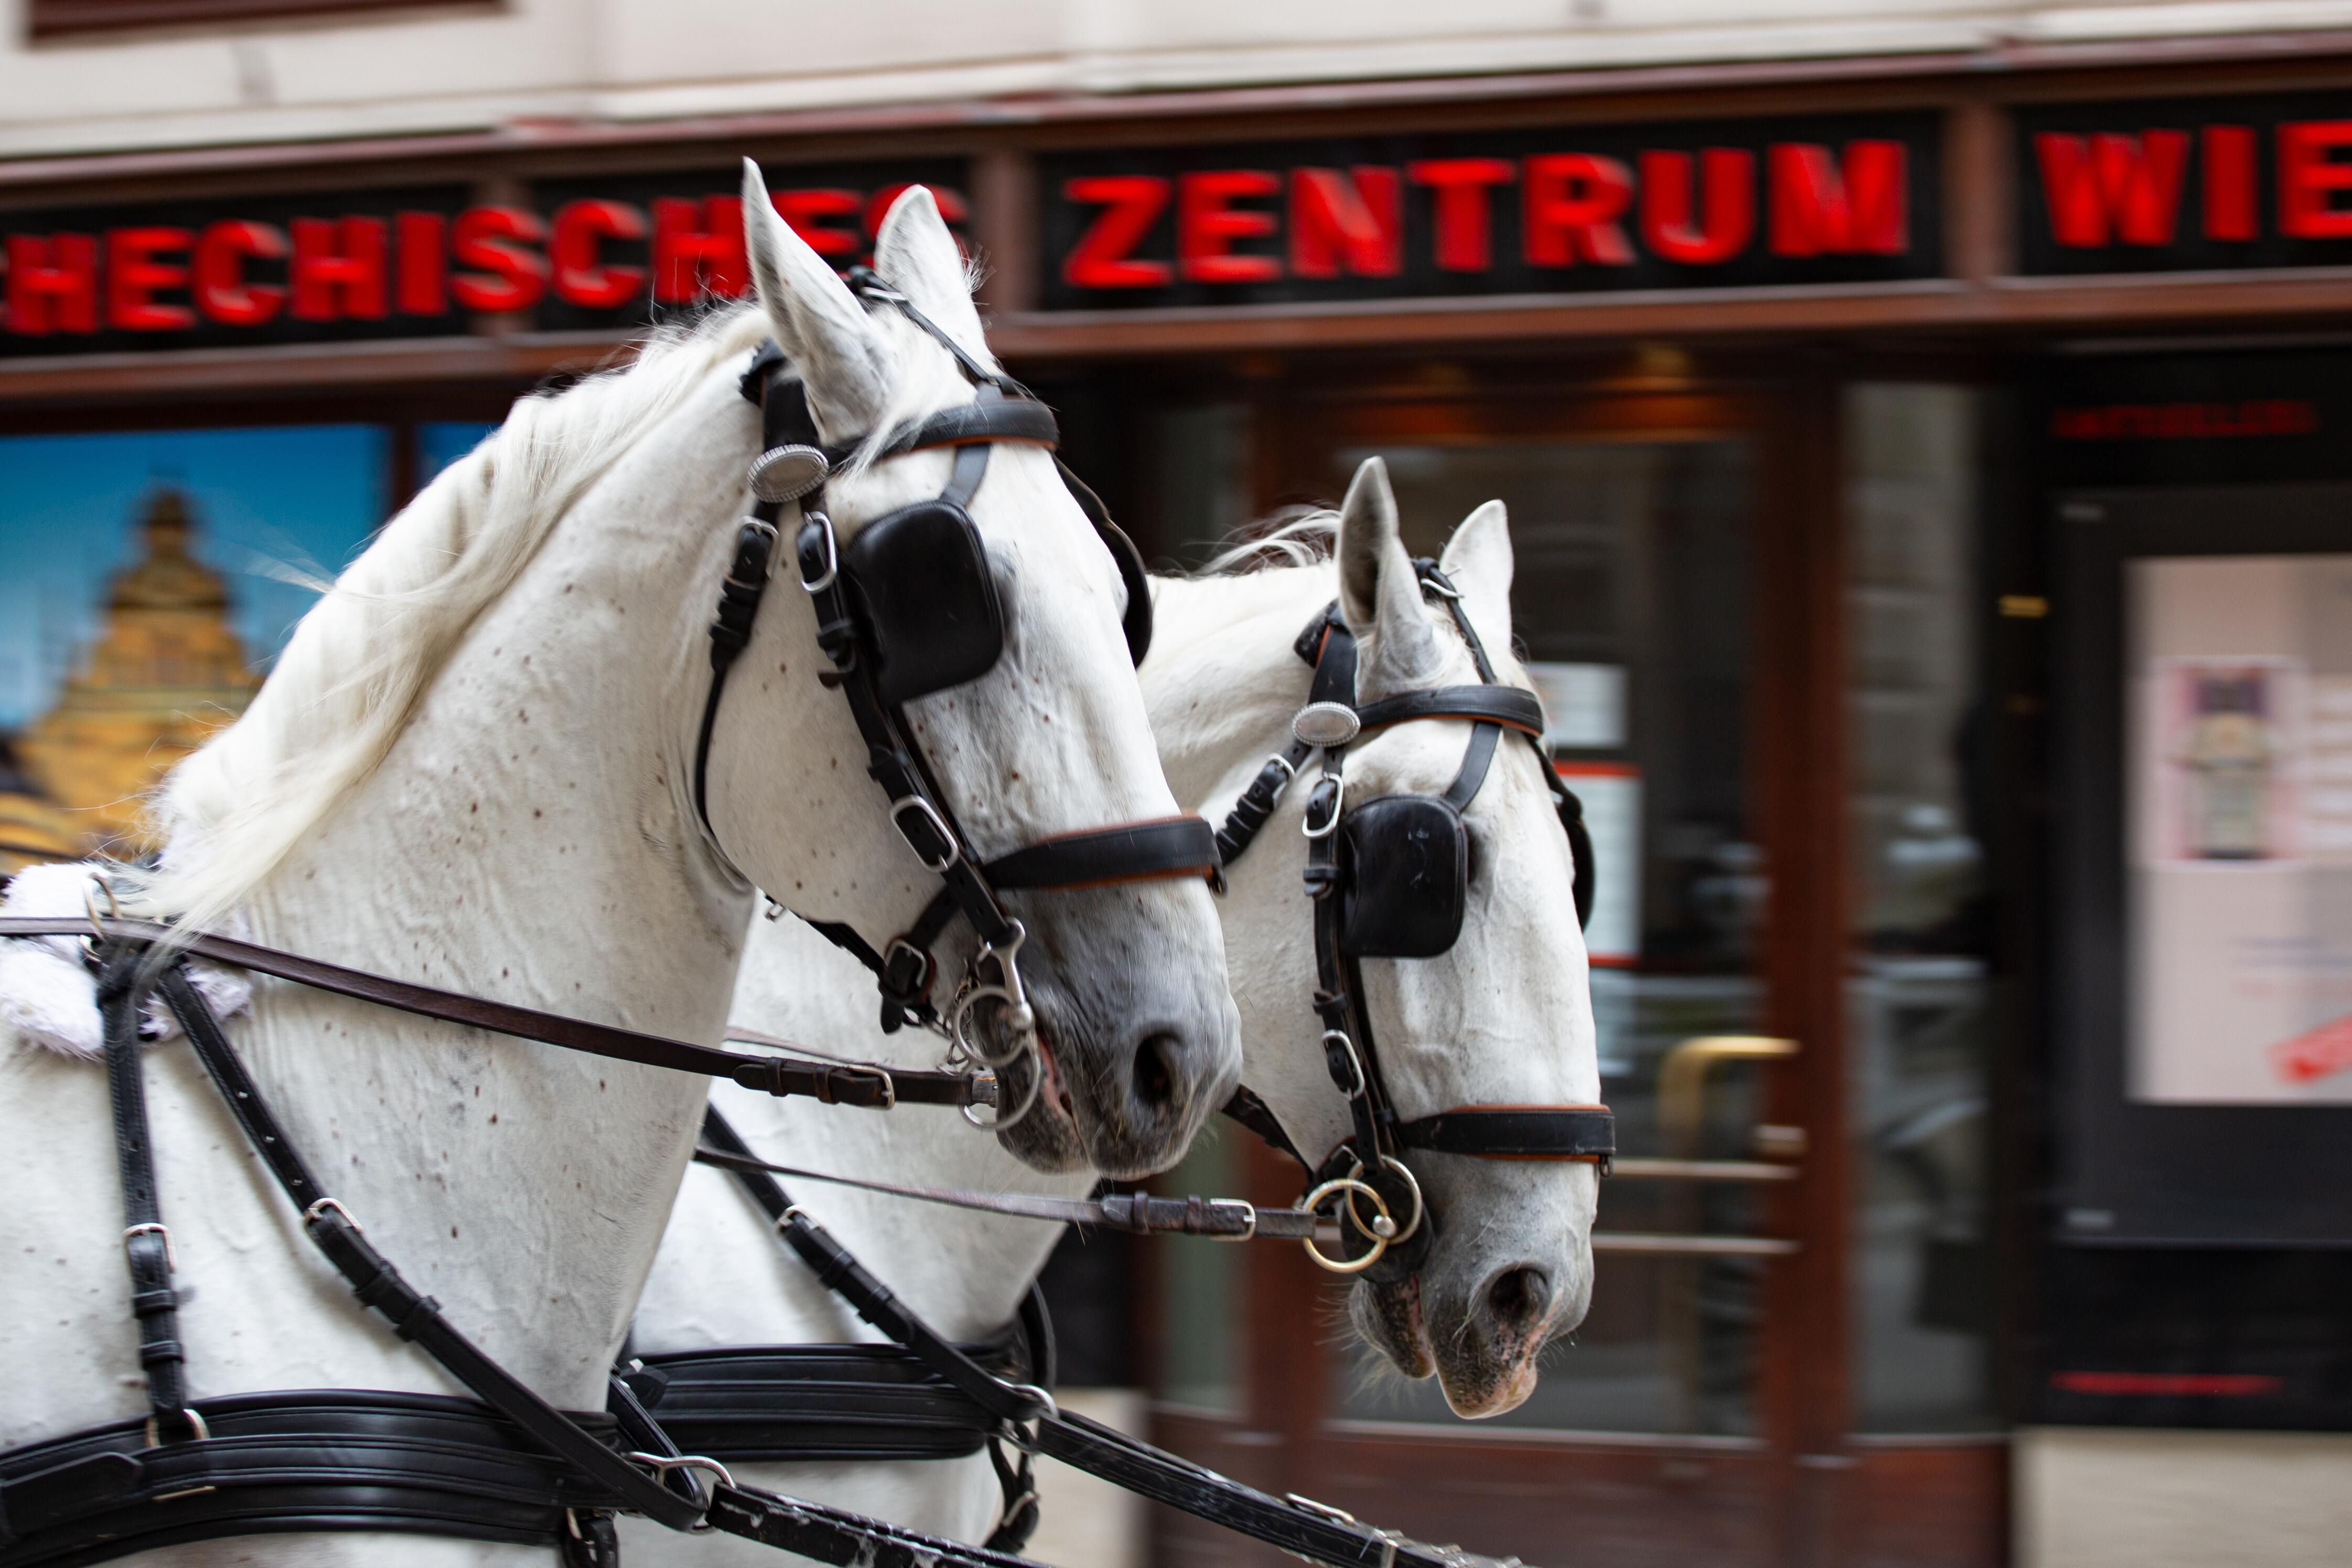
[219,400,758,1408]
[1143,565,1361,1161]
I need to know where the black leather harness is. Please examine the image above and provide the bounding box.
[699,271,1216,1065]
[685,1105,1524,1568]
[1211,565,1616,1276]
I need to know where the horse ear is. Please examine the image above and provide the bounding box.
[872,186,992,372]
[742,158,890,441]
[1336,456,1440,689]
[1438,499,1515,662]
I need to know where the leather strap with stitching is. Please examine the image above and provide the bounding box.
[0,918,989,1112]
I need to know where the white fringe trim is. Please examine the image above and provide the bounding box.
[1,862,253,1059]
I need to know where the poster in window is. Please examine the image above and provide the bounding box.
[2128,554,2352,1103]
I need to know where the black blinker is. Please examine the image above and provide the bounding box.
[839,500,1006,706]
[1337,795,1469,958]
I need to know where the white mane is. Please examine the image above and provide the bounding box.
[134,303,774,941]
[1190,508,1338,576]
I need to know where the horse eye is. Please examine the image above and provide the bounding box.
[1463,823,1484,888]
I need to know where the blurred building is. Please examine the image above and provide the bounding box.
[8,6,2352,1567]
[14,488,261,854]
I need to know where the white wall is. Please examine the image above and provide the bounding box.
[5,0,2352,160]
[2017,1426,2352,1568]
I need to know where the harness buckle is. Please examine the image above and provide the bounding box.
[1302,775,1345,839]
[144,1407,210,1447]
[1321,1029,1367,1098]
[820,1063,897,1110]
[1206,1200,1259,1242]
[302,1197,363,1235]
[123,1222,175,1271]
[888,796,961,873]
[797,513,840,594]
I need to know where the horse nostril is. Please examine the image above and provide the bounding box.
[1131,1031,1181,1118]
[1484,1266,1551,1335]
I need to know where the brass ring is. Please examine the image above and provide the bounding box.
[1298,1176,1392,1274]
[1346,1154,1425,1247]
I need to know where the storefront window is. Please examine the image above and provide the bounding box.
[1844,384,2000,1433]
[420,421,501,487]
[0,425,386,866]
[1152,1118,1242,1412]
[1317,435,1764,1434]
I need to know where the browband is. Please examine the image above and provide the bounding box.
[1352,685,1545,736]
[749,383,1061,475]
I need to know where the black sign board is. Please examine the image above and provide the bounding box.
[2018,91,2352,275]
[1036,112,1942,312]
[0,160,966,357]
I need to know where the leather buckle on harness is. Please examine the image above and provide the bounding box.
[817,1063,897,1110]
[144,1407,210,1448]
[123,1222,175,1271]
[889,797,961,873]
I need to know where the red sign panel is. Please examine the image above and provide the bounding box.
[1037,114,1941,310]
[0,163,965,356]
[2018,93,2352,274]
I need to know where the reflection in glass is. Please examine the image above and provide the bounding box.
[0,426,386,865]
[1319,437,1763,1434]
[1844,384,1999,1433]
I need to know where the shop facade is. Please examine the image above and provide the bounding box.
[8,28,2352,1567]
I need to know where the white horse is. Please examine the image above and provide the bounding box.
[630,455,1601,1562]
[0,166,1237,1567]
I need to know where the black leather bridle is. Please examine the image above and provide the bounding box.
[1212,562,1615,1275]
[696,269,1216,1116]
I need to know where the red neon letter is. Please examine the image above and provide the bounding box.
[2035,131,2189,247]
[1524,154,1634,267]
[651,196,747,303]
[194,220,287,327]
[2204,126,2257,242]
[550,199,647,310]
[1061,176,1173,289]
[1639,148,1753,265]
[291,216,388,320]
[1178,170,1281,284]
[107,227,194,331]
[6,233,100,335]
[1768,141,1907,256]
[2280,121,2352,240]
[1288,167,1402,278]
[450,206,548,313]
[1408,158,1515,272]
[771,189,862,259]
[397,212,447,316]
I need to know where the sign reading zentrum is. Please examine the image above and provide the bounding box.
[0,162,965,356]
[1038,113,1942,310]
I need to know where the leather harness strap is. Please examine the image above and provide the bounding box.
[692,1107,1050,1554]
[695,1111,1521,1568]
[2,938,1087,1568]
[91,959,192,1447]
[0,916,987,1111]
